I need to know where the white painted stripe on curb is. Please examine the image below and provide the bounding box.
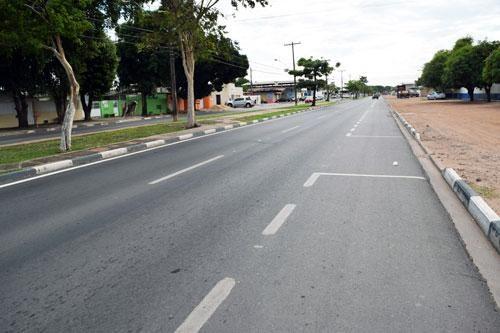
[262,204,296,235]
[179,133,194,140]
[46,128,56,132]
[468,196,500,235]
[263,117,269,121]
[239,122,247,126]
[252,120,259,123]
[175,278,236,333]
[224,125,234,130]
[100,148,128,159]
[281,126,300,134]
[34,160,73,174]
[443,168,461,188]
[149,155,224,185]
[304,172,425,187]
[345,133,352,137]
[145,140,166,148]
[350,128,356,132]
[204,129,216,135]
[26,130,35,134]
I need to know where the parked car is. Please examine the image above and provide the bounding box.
[226,97,256,108]
[427,92,446,100]
[372,93,380,99]
[277,97,293,103]
[304,96,315,103]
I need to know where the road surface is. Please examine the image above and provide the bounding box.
[1,98,498,332]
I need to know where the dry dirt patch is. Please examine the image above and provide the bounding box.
[386,96,500,213]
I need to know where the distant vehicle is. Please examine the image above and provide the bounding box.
[427,92,446,100]
[277,97,293,103]
[372,93,380,99]
[226,97,256,108]
[304,96,314,103]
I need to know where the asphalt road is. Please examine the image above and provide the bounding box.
[1,98,498,332]
[0,102,298,146]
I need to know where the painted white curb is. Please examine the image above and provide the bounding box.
[100,148,128,159]
[145,140,166,148]
[468,196,500,235]
[34,160,73,174]
[443,168,461,188]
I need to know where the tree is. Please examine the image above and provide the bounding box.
[1,0,144,151]
[159,0,268,128]
[475,40,499,102]
[483,47,500,101]
[175,36,249,105]
[346,80,363,99]
[290,58,338,106]
[117,16,169,117]
[0,48,45,128]
[419,50,449,91]
[79,35,118,120]
[443,43,483,101]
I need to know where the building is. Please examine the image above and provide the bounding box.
[246,81,297,103]
[450,84,500,101]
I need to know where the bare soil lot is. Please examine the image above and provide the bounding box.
[386,96,500,213]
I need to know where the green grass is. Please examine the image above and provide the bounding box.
[0,122,188,165]
[469,183,498,199]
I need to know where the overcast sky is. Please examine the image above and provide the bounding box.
[149,0,500,87]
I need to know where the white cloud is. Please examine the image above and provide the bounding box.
[216,0,500,86]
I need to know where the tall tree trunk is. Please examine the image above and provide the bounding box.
[12,91,29,128]
[180,32,197,128]
[485,85,491,102]
[467,86,474,102]
[81,94,93,121]
[141,92,148,116]
[47,35,81,152]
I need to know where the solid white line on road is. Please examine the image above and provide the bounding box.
[262,204,296,236]
[393,161,399,166]
[175,277,236,333]
[303,172,425,187]
[149,155,224,185]
[281,126,300,134]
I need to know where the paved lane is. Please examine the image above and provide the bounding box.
[0,98,498,332]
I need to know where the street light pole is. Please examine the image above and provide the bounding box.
[340,69,346,99]
[285,41,301,105]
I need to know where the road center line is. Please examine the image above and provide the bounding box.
[149,155,224,185]
[175,278,236,333]
[304,172,425,187]
[281,125,300,134]
[262,204,296,235]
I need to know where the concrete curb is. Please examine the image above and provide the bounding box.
[388,102,500,254]
[0,105,330,186]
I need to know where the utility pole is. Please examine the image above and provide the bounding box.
[285,41,301,105]
[250,67,253,94]
[169,48,178,122]
[325,72,329,102]
[340,69,346,99]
